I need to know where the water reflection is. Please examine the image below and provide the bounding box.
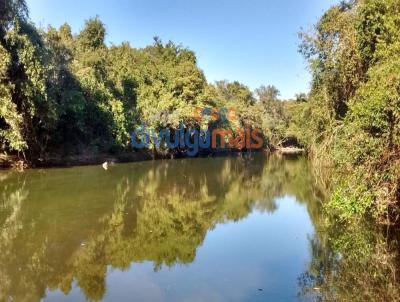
[0,155,398,301]
[299,220,400,302]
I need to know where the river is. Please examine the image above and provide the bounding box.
[0,155,398,301]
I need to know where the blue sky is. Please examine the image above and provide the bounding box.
[27,0,338,99]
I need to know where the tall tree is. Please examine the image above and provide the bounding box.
[255,85,280,106]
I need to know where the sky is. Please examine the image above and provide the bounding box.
[27,0,338,99]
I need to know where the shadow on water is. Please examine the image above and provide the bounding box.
[0,154,399,301]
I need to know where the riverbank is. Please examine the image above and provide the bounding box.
[0,148,279,170]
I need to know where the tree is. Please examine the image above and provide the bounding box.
[255,85,280,106]
[77,17,105,51]
[0,0,28,35]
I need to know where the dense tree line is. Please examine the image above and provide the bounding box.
[0,0,297,162]
[0,4,206,157]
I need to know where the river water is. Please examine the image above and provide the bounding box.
[0,155,398,301]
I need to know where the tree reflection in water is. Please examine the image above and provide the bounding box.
[0,155,398,301]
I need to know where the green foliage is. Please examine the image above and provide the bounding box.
[77,17,105,51]
[0,43,26,151]
[299,0,400,223]
[134,38,208,129]
[0,12,212,156]
[0,1,295,159]
[0,0,28,34]
[208,80,260,129]
[299,1,363,120]
[256,85,279,105]
[1,17,58,155]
